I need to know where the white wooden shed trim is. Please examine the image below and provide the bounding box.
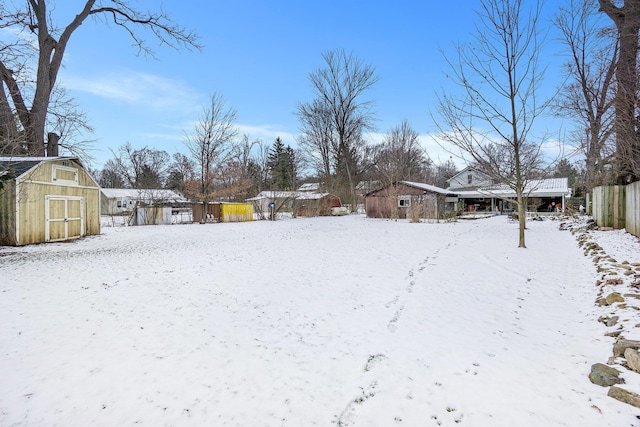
[22,179,99,190]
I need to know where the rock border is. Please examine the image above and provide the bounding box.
[560,216,640,409]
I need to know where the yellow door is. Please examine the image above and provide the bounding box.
[45,196,84,242]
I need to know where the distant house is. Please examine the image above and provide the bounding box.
[365,181,457,219]
[247,191,341,218]
[100,188,189,215]
[0,157,100,245]
[446,168,572,213]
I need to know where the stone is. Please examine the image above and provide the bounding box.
[589,363,625,387]
[614,339,640,357]
[605,330,623,338]
[625,348,640,373]
[606,316,620,327]
[606,292,625,305]
[608,386,640,408]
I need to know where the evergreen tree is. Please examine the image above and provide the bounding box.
[267,137,296,190]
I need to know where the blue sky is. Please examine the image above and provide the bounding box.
[48,0,568,170]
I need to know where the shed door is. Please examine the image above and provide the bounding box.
[45,196,84,242]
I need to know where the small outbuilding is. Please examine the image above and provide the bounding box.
[293,192,342,217]
[365,181,456,219]
[100,188,189,215]
[192,202,254,223]
[247,191,341,219]
[0,157,100,245]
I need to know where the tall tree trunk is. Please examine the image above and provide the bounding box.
[599,0,640,183]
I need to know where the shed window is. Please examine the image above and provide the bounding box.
[398,196,411,208]
[117,201,122,208]
[52,164,78,186]
[467,174,473,184]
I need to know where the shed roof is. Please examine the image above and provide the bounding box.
[247,191,337,201]
[0,156,82,180]
[297,183,320,192]
[400,181,454,195]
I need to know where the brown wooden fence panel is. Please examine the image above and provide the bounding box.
[592,185,627,230]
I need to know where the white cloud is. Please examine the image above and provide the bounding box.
[62,70,202,111]
[236,124,297,145]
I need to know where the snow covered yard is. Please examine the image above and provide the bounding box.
[1,215,639,426]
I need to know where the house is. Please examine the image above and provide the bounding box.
[0,157,100,245]
[446,168,572,213]
[365,181,457,219]
[247,191,341,218]
[100,188,189,215]
[446,166,494,191]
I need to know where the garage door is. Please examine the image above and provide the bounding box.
[45,196,84,242]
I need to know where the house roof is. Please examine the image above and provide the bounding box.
[247,191,299,200]
[297,183,320,192]
[447,165,487,180]
[365,181,454,197]
[246,191,337,201]
[101,188,188,202]
[456,178,571,199]
[400,181,454,195]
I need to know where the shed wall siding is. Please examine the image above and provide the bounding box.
[0,181,17,245]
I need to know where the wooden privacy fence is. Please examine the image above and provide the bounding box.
[220,203,253,222]
[192,202,253,223]
[626,181,640,238]
[592,182,640,238]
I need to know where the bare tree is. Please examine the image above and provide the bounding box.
[433,159,459,189]
[98,159,125,188]
[166,152,196,197]
[0,1,200,156]
[555,0,617,191]
[297,98,334,177]
[245,138,271,197]
[598,0,640,183]
[183,93,238,222]
[435,0,549,248]
[371,120,428,186]
[111,142,170,189]
[297,49,379,209]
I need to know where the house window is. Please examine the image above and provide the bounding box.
[398,196,411,208]
[467,174,473,185]
[117,201,122,208]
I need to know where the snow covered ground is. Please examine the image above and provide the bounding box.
[1,214,640,426]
